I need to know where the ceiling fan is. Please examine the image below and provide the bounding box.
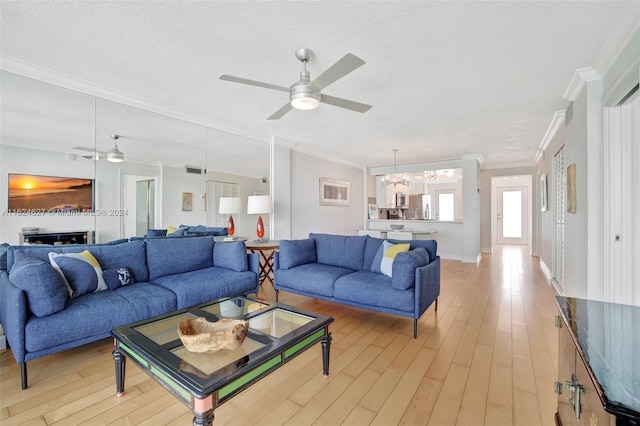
[220,48,372,120]
[73,134,124,162]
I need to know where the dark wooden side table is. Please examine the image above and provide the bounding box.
[245,240,279,287]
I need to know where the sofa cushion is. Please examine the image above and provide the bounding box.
[0,243,9,271]
[380,241,410,277]
[334,271,414,312]
[7,239,130,272]
[10,257,68,317]
[275,263,353,297]
[391,248,428,290]
[89,240,149,283]
[213,241,248,272]
[49,251,108,297]
[278,239,316,270]
[102,267,134,290]
[151,267,257,309]
[362,237,383,271]
[146,236,214,280]
[24,282,176,353]
[309,233,368,270]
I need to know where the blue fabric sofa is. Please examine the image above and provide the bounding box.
[274,233,440,338]
[139,225,228,238]
[0,236,259,389]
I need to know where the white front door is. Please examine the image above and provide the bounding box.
[497,186,528,245]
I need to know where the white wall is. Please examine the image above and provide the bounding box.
[289,150,364,239]
[162,166,206,229]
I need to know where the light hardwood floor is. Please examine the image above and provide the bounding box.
[0,245,560,425]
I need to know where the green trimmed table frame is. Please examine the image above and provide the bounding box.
[111,296,333,426]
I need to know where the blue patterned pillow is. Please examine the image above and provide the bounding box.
[49,251,107,298]
[102,267,134,290]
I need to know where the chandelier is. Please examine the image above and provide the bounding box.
[386,149,410,187]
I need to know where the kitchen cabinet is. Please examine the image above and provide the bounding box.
[554,296,640,425]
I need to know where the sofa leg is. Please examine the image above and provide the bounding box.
[275,289,279,302]
[435,298,438,311]
[21,362,27,390]
[413,319,418,339]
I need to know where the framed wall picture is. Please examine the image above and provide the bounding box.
[540,174,548,212]
[182,192,193,211]
[319,178,350,206]
[368,204,379,219]
[567,163,576,213]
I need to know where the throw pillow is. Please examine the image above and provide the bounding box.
[166,226,177,234]
[146,229,167,237]
[49,250,107,298]
[380,241,410,277]
[10,257,68,317]
[102,267,134,290]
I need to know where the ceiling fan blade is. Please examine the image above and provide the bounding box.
[219,75,289,93]
[73,146,96,152]
[267,103,293,120]
[320,94,372,113]
[310,53,365,91]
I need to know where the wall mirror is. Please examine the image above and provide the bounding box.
[0,71,97,244]
[0,70,272,244]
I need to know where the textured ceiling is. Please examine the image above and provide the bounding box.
[1,1,636,170]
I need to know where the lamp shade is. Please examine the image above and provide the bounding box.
[219,197,241,214]
[247,195,272,215]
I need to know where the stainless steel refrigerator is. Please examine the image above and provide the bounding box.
[407,194,432,219]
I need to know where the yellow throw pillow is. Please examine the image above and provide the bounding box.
[166,226,177,234]
[380,242,410,277]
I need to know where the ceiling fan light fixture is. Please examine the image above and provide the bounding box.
[107,134,124,163]
[290,84,320,110]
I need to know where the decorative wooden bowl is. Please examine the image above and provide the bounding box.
[177,317,249,353]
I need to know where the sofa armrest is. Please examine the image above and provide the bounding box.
[0,271,28,363]
[248,253,260,290]
[414,256,441,318]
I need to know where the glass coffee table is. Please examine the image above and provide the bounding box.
[111,297,334,426]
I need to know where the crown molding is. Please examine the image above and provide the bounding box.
[0,55,270,145]
[535,110,566,163]
[481,161,537,171]
[563,67,602,101]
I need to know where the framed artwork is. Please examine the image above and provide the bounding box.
[539,174,548,212]
[368,204,379,219]
[319,178,350,206]
[567,164,576,213]
[182,192,193,211]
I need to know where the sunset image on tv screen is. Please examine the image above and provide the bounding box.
[8,174,93,212]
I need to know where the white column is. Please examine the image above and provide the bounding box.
[461,154,482,263]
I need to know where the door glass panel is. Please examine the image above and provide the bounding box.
[502,190,522,238]
[438,193,454,221]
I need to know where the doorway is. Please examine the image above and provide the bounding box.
[497,186,529,245]
[122,173,159,238]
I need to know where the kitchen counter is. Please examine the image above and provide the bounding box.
[363,219,463,260]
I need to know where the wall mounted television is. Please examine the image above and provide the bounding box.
[7,173,94,213]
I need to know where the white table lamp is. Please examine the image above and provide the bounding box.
[219,197,241,236]
[247,195,272,241]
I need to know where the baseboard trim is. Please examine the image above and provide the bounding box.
[540,259,552,282]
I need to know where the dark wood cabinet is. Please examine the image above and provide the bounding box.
[19,231,93,245]
[554,296,640,426]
